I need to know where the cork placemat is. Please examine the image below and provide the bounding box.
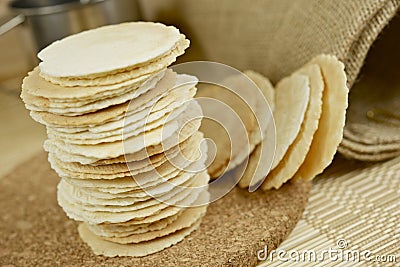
[0,152,310,267]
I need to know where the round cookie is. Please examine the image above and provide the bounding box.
[39,22,185,78]
[263,64,323,189]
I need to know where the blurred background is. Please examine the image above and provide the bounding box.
[0,0,314,86]
[0,0,143,83]
[0,0,143,176]
[0,0,398,175]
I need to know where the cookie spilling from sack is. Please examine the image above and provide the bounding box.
[20,22,211,257]
[196,70,274,179]
[237,55,349,190]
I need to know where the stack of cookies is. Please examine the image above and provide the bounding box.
[20,22,210,257]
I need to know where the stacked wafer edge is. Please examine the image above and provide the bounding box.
[339,123,400,161]
[20,22,210,257]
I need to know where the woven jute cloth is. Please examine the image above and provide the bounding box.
[339,13,400,161]
[140,0,400,161]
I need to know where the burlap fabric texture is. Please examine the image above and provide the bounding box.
[139,0,400,161]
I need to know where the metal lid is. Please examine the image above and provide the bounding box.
[9,0,104,16]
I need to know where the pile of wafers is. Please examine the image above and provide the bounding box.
[197,55,349,190]
[21,22,210,257]
[236,55,349,190]
[196,71,273,179]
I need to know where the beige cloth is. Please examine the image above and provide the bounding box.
[139,0,400,161]
[140,0,399,85]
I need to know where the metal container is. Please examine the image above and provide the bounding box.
[0,0,141,53]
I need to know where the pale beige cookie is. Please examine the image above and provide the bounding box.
[29,70,177,127]
[59,172,203,212]
[270,73,310,170]
[57,139,205,186]
[78,190,208,257]
[22,79,145,109]
[262,64,323,190]
[44,118,202,165]
[245,70,275,157]
[30,103,128,128]
[43,39,189,87]
[25,72,193,119]
[38,22,184,78]
[237,71,275,188]
[244,70,275,112]
[49,80,196,135]
[57,176,209,224]
[226,71,274,175]
[293,55,349,181]
[51,151,164,176]
[21,70,170,110]
[41,38,188,87]
[58,131,202,175]
[199,114,231,178]
[46,87,197,144]
[197,79,256,178]
[50,158,125,180]
[87,159,207,196]
[87,189,209,228]
[237,144,263,188]
[23,81,141,108]
[75,165,207,200]
[87,210,183,237]
[44,100,202,160]
[241,70,275,178]
[101,211,185,232]
[50,130,205,182]
[21,67,152,100]
[59,168,204,207]
[46,101,191,145]
[100,204,207,244]
[23,73,165,116]
[53,154,162,182]
[78,218,201,257]
[58,179,149,206]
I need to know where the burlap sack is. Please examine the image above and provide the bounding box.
[340,13,400,161]
[139,0,400,161]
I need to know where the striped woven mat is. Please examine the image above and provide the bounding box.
[260,156,400,266]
